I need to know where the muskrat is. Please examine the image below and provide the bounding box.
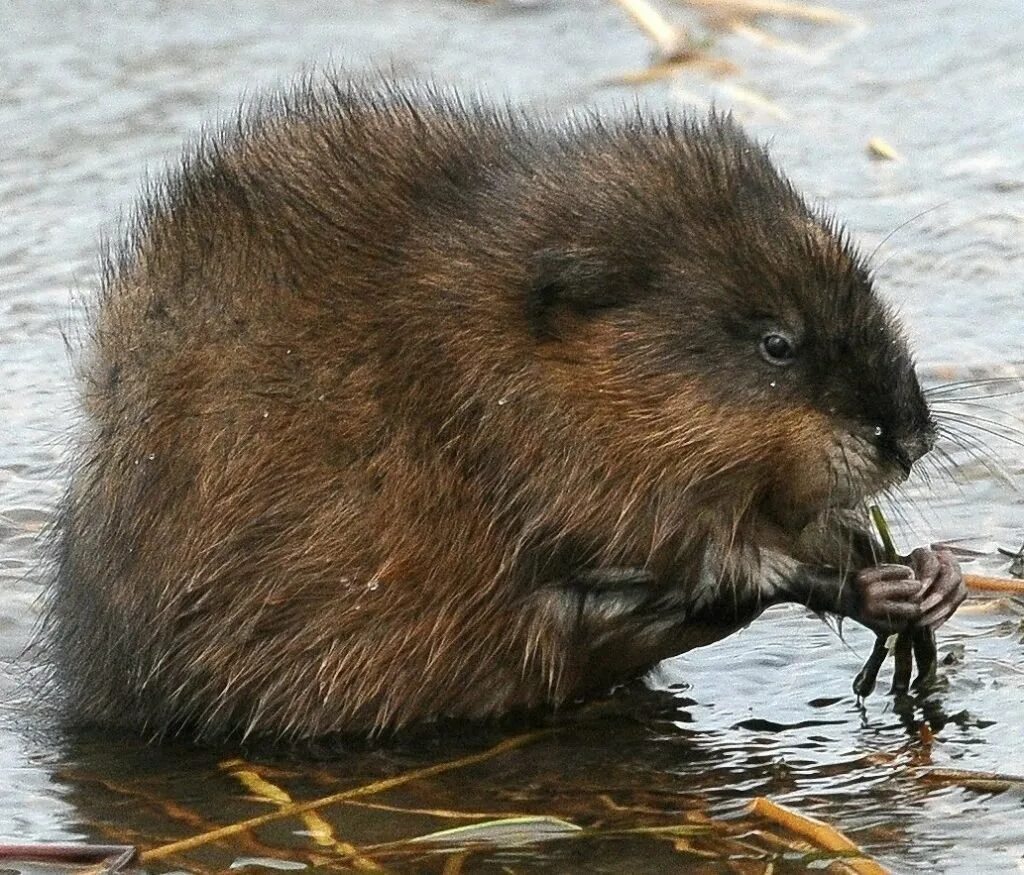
[45,77,966,742]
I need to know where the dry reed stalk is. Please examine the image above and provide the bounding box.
[606,54,738,86]
[612,0,690,59]
[918,768,1024,792]
[728,20,818,59]
[680,0,855,26]
[747,798,889,874]
[340,799,537,821]
[867,137,901,160]
[964,573,1024,594]
[139,730,551,864]
[221,759,381,871]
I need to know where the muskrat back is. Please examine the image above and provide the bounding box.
[47,76,963,742]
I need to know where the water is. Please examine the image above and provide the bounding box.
[1,1,1022,871]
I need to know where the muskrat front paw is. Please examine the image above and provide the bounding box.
[854,563,924,633]
[852,547,963,698]
[854,547,964,633]
[910,547,965,629]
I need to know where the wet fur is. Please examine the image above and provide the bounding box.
[45,75,933,741]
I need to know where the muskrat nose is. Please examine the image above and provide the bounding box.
[889,432,934,475]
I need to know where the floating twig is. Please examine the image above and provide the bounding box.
[680,0,856,26]
[729,20,818,60]
[340,799,538,821]
[746,798,890,874]
[141,730,552,864]
[719,82,790,118]
[918,768,1024,793]
[0,843,137,872]
[998,540,1024,577]
[963,573,1024,594]
[221,759,381,871]
[403,816,583,847]
[606,53,739,86]
[867,137,901,161]
[612,0,691,61]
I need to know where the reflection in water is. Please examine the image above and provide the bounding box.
[1,0,1022,872]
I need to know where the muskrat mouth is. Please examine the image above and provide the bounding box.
[826,434,913,507]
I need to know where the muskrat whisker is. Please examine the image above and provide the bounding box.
[865,202,949,266]
[893,480,948,542]
[913,461,935,491]
[878,487,918,540]
[924,376,1023,398]
[937,424,1001,463]
[927,387,1024,403]
[931,410,1024,445]
[930,401,1024,434]
[835,441,882,565]
[937,418,1004,452]
[931,399,1024,420]
[835,436,854,495]
[938,419,1024,453]
[921,449,963,492]
[853,499,883,566]
[821,479,837,537]
[937,425,1017,484]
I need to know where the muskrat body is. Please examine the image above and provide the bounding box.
[47,78,964,742]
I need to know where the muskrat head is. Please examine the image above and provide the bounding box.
[523,113,936,537]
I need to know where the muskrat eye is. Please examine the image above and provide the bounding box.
[760,332,796,365]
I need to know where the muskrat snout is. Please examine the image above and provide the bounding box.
[884,429,935,478]
[869,382,937,480]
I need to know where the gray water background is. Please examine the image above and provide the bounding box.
[1,0,1022,871]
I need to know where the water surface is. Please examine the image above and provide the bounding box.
[2,1,1022,871]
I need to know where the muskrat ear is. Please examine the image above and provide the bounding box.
[527,248,628,340]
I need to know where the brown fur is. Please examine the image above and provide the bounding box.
[45,76,935,742]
